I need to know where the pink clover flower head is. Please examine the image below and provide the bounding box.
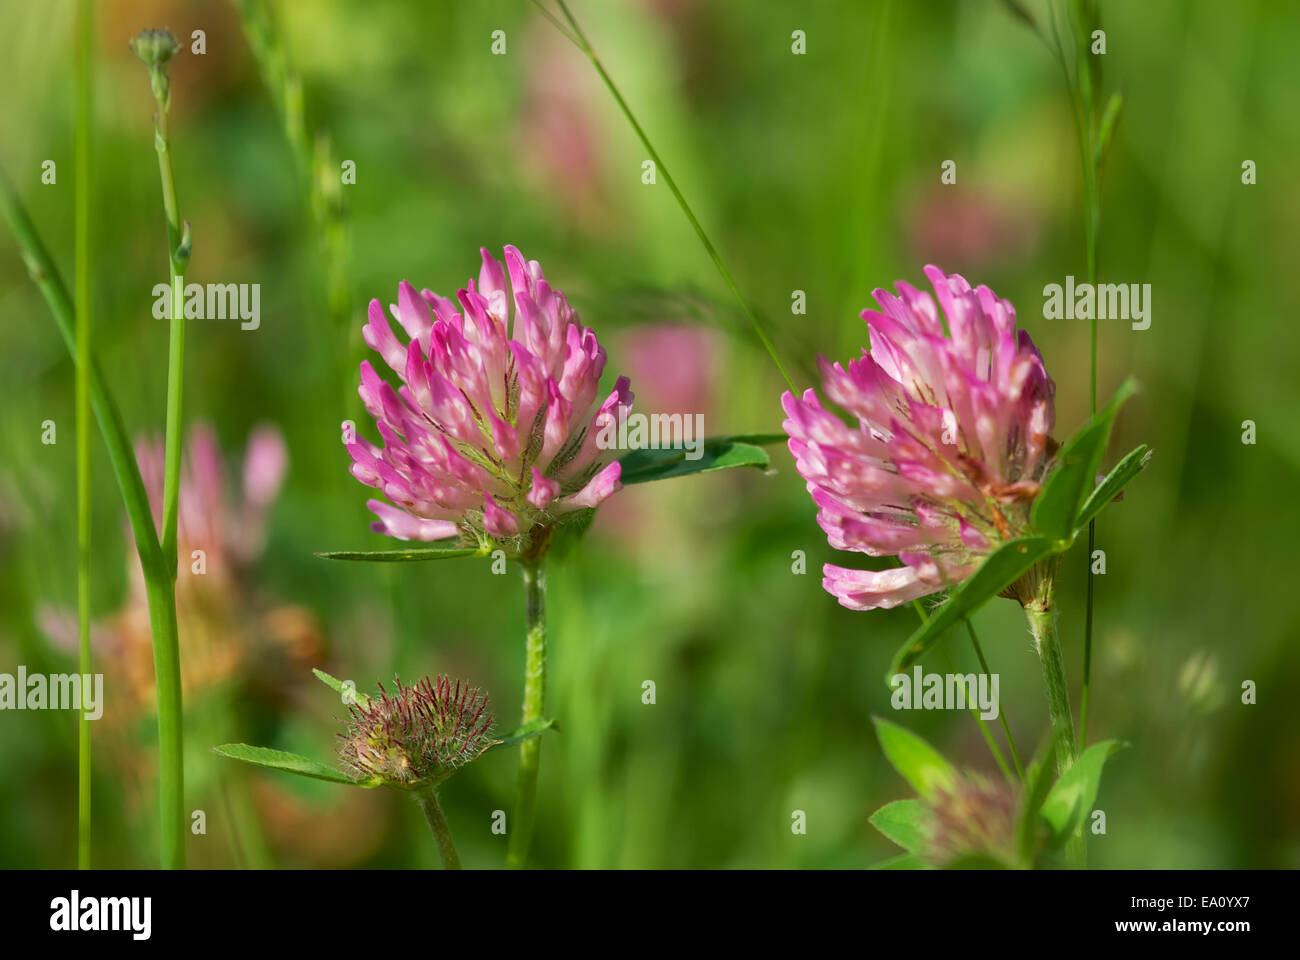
[348,245,634,555]
[782,266,1056,611]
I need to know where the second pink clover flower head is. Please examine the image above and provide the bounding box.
[782,266,1057,611]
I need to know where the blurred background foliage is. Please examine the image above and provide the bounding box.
[1,0,1298,868]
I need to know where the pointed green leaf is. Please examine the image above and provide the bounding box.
[1094,90,1124,168]
[0,169,166,581]
[486,717,557,752]
[1000,0,1038,31]
[1075,443,1151,529]
[315,544,487,562]
[1031,378,1138,539]
[869,798,930,853]
[618,435,778,485]
[212,743,375,787]
[872,718,957,801]
[887,536,1061,677]
[1040,739,1126,846]
[311,668,370,707]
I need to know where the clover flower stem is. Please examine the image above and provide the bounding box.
[506,559,548,868]
[74,0,94,871]
[1024,596,1076,777]
[548,0,796,392]
[1023,576,1087,867]
[416,788,463,870]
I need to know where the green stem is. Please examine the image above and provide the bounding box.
[142,571,185,869]
[1023,587,1076,777]
[139,37,190,869]
[0,170,185,867]
[506,559,547,868]
[74,0,94,871]
[415,788,462,870]
[230,0,354,419]
[965,619,1024,781]
[941,647,1011,783]
[151,100,187,574]
[1081,522,1095,745]
[548,0,795,392]
[0,174,162,579]
[1045,0,1103,753]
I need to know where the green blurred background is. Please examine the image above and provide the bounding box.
[1,0,1297,868]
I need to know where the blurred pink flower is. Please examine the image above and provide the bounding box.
[42,422,302,719]
[782,266,1056,611]
[619,324,719,416]
[132,423,287,589]
[906,188,1039,271]
[348,246,633,552]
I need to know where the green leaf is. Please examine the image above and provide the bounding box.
[872,718,957,800]
[618,435,777,485]
[311,668,370,707]
[1094,90,1124,168]
[887,536,1061,677]
[870,852,927,870]
[869,799,930,852]
[1075,443,1151,529]
[1031,378,1137,539]
[1040,739,1126,846]
[212,743,375,787]
[315,544,487,562]
[0,169,166,582]
[487,717,557,752]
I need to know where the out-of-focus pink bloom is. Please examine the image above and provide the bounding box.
[348,246,634,552]
[42,422,299,716]
[782,266,1056,611]
[132,423,288,591]
[520,27,606,226]
[619,325,718,416]
[906,188,1039,271]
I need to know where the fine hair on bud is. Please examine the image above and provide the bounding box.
[337,675,494,787]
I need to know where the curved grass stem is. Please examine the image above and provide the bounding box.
[74,0,94,870]
[543,0,795,392]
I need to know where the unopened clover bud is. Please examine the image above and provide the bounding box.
[337,675,494,788]
[130,27,180,67]
[130,28,181,107]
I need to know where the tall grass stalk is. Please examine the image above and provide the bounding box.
[137,31,191,870]
[542,0,795,393]
[230,0,353,414]
[74,0,94,870]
